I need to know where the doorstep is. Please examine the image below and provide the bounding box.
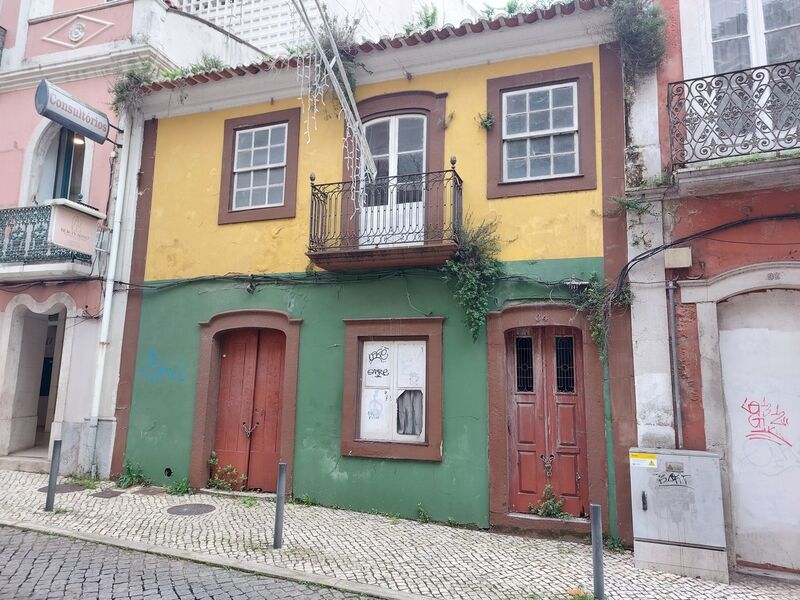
[490,510,591,537]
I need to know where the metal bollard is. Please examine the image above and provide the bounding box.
[44,439,62,512]
[273,462,287,549]
[590,503,605,600]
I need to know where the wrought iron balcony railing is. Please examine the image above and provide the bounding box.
[668,60,800,167]
[0,205,92,265]
[309,165,463,257]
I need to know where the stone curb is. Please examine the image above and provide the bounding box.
[0,518,430,600]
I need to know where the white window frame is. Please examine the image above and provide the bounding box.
[232,123,288,211]
[704,0,800,73]
[358,339,427,444]
[501,81,579,183]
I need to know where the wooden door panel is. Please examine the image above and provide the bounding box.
[516,403,538,444]
[518,451,539,495]
[214,330,258,485]
[556,402,578,446]
[246,330,285,492]
[554,452,580,497]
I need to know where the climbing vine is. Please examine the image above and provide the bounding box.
[442,217,504,341]
[574,273,633,357]
[610,0,667,82]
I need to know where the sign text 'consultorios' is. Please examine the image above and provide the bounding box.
[35,80,110,145]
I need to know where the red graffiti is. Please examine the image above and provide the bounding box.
[740,398,792,447]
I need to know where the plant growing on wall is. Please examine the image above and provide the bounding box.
[159,54,225,81]
[529,484,571,519]
[208,463,247,491]
[110,63,157,115]
[402,4,438,35]
[610,0,667,82]
[476,111,495,130]
[574,273,633,357]
[442,217,504,341]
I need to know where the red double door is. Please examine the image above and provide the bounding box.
[507,326,589,517]
[214,329,284,492]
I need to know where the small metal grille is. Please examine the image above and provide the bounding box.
[555,336,575,393]
[515,336,534,392]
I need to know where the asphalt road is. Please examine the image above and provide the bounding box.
[0,526,369,600]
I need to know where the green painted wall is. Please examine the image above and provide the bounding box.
[124,258,602,527]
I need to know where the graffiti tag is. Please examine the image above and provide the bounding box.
[367,368,389,378]
[656,471,691,488]
[368,346,389,364]
[741,397,792,447]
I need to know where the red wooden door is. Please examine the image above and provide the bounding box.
[507,326,589,517]
[214,329,284,492]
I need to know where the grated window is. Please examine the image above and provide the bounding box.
[555,336,575,393]
[515,336,534,392]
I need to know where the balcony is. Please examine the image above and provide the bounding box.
[307,166,463,271]
[668,60,800,168]
[0,200,104,281]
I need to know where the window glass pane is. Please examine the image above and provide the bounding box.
[252,170,268,188]
[552,86,574,108]
[375,157,390,178]
[396,341,425,389]
[515,336,534,392]
[553,153,576,175]
[236,150,251,170]
[233,190,249,208]
[267,185,283,205]
[68,135,85,203]
[529,90,549,111]
[366,120,390,155]
[398,117,424,152]
[397,390,424,436]
[710,0,748,40]
[270,125,286,144]
[762,0,800,31]
[252,148,268,167]
[398,152,424,176]
[553,133,575,153]
[552,107,574,129]
[766,26,800,63]
[507,139,527,158]
[506,158,527,179]
[268,144,285,166]
[529,110,549,132]
[555,336,576,393]
[531,137,550,156]
[235,172,252,189]
[506,113,527,134]
[530,157,551,177]
[269,167,285,185]
[237,131,253,149]
[506,93,526,114]
[250,187,267,207]
[713,37,751,72]
[253,130,269,147]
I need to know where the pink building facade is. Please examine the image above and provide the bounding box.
[0,0,259,477]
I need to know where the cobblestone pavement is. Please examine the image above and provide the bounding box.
[0,472,798,600]
[0,526,365,599]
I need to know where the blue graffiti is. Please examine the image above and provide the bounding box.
[139,349,188,384]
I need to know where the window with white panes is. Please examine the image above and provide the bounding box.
[709,0,800,73]
[359,340,426,443]
[502,82,579,182]
[232,123,287,210]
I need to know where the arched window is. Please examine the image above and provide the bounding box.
[36,126,86,204]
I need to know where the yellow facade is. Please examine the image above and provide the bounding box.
[145,46,604,281]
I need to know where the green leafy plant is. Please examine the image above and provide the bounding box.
[403,4,438,35]
[293,493,316,506]
[442,217,504,340]
[166,478,193,496]
[574,273,633,357]
[611,195,656,218]
[160,54,225,81]
[416,503,432,523]
[207,463,247,491]
[529,484,571,520]
[207,451,219,468]
[610,0,667,82]
[604,534,626,553]
[65,475,98,490]
[110,63,157,115]
[476,111,496,130]
[240,496,259,508]
[116,460,150,488]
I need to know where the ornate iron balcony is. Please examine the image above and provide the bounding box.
[668,60,800,167]
[308,164,463,270]
[0,205,92,265]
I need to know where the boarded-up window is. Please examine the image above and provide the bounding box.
[359,340,426,442]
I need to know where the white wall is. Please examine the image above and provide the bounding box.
[8,313,48,453]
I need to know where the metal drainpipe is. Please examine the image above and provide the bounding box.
[667,280,685,449]
[88,111,131,478]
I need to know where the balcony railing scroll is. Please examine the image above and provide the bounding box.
[668,60,800,167]
[0,205,92,264]
[309,162,463,253]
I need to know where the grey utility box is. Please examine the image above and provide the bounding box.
[629,448,729,582]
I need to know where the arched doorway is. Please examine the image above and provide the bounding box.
[214,328,285,491]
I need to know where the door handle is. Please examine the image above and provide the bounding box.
[641,490,648,511]
[242,421,261,438]
[540,453,555,478]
